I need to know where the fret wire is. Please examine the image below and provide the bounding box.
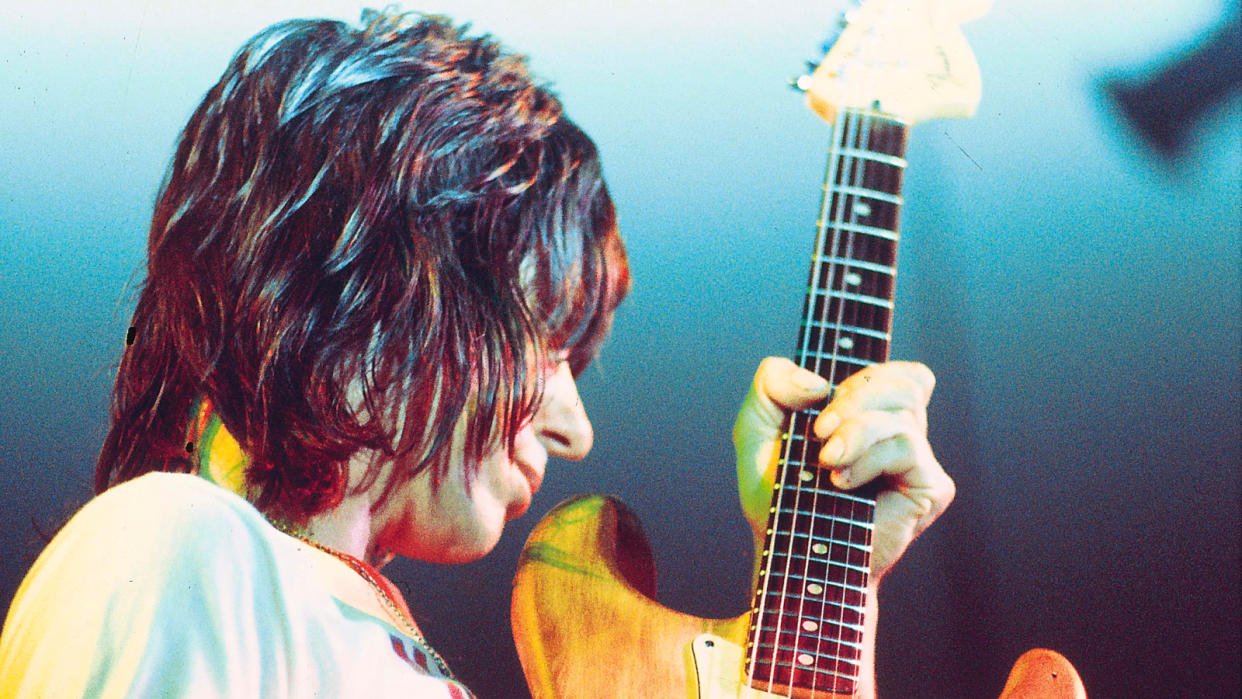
[757,592,867,613]
[753,666,858,686]
[801,327,888,350]
[836,146,908,167]
[800,320,891,341]
[818,233,897,269]
[756,638,865,653]
[755,593,864,615]
[755,595,867,618]
[758,663,859,682]
[755,626,865,643]
[764,554,870,575]
[749,660,858,682]
[759,625,866,641]
[806,288,894,310]
[750,617,866,645]
[795,353,871,367]
[824,185,903,205]
[786,407,823,422]
[756,662,858,682]
[768,534,872,553]
[770,525,875,546]
[759,557,870,586]
[815,220,899,241]
[769,510,875,532]
[809,255,895,276]
[803,316,888,340]
[795,350,876,365]
[754,613,866,635]
[773,476,878,507]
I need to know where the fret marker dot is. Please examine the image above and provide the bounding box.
[800,470,814,482]
[845,272,863,286]
[797,653,814,666]
[853,202,872,217]
[802,620,819,632]
[837,336,855,350]
[812,543,828,555]
[807,583,825,595]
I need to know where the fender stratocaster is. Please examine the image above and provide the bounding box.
[513,2,1085,697]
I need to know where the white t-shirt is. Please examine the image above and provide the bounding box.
[0,472,476,698]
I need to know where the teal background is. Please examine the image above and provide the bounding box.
[2,1,1238,696]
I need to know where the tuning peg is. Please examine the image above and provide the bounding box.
[825,5,863,45]
[789,75,815,92]
[805,59,821,73]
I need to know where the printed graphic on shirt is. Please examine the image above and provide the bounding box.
[389,634,475,698]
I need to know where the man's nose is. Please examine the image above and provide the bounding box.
[534,361,593,460]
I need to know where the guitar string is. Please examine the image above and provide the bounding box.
[834,111,908,687]
[746,89,849,694]
[851,112,899,683]
[806,106,867,695]
[790,105,863,697]
[803,106,860,696]
[789,107,847,697]
[802,105,863,696]
[827,108,875,692]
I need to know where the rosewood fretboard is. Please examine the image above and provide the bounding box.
[746,110,909,697]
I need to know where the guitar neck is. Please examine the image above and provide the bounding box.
[745,109,909,696]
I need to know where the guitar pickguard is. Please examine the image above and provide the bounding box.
[691,634,771,699]
[691,634,862,699]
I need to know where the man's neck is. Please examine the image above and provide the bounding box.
[303,484,394,568]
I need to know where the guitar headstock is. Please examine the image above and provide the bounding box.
[800,0,991,125]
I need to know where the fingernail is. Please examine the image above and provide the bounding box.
[822,436,845,463]
[833,468,852,488]
[816,411,840,437]
[793,370,829,392]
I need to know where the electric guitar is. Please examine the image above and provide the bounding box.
[512,2,1086,697]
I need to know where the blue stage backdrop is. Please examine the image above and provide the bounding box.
[1,2,1238,697]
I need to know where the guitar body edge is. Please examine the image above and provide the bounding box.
[512,495,750,698]
[996,648,1087,699]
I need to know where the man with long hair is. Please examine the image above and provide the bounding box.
[0,10,952,697]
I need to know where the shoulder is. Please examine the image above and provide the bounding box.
[0,473,298,696]
[78,470,265,531]
[3,471,283,617]
[21,472,281,591]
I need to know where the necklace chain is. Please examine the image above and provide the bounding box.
[183,403,456,681]
[273,521,456,680]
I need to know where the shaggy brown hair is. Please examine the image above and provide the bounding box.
[96,10,629,523]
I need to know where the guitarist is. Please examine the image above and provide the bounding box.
[0,10,952,697]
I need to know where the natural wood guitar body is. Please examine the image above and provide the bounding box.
[512,495,752,699]
[512,495,1086,699]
